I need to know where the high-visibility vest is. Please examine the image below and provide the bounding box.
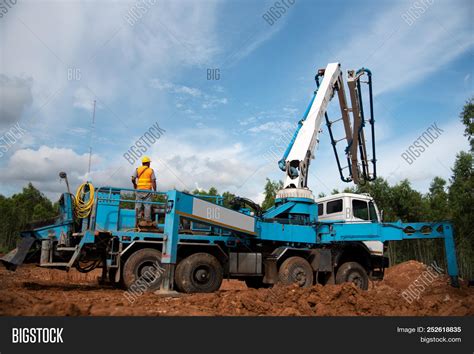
[136,166,154,190]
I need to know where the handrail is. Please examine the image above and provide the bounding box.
[95,186,223,206]
[96,186,168,195]
[96,197,166,206]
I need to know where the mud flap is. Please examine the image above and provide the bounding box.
[262,258,278,284]
[326,270,336,285]
[0,235,35,271]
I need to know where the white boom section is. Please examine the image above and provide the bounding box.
[283,63,342,189]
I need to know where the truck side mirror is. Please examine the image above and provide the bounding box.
[380,210,384,222]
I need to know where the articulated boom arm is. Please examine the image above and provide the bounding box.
[280,63,342,189]
[279,62,376,191]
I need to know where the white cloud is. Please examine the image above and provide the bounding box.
[333,1,474,96]
[377,120,468,189]
[68,127,90,136]
[213,85,225,93]
[0,146,100,196]
[73,87,96,112]
[282,106,298,115]
[0,125,268,202]
[176,86,202,97]
[248,121,293,134]
[221,23,282,67]
[149,129,252,191]
[464,73,471,91]
[202,97,228,109]
[238,116,258,126]
[0,75,33,128]
[0,0,221,138]
[149,79,202,97]
[237,107,300,131]
[150,78,228,111]
[0,1,293,202]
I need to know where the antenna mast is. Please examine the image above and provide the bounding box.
[88,100,96,175]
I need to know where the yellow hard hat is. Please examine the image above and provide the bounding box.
[142,156,151,163]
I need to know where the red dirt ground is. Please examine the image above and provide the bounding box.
[0,260,472,316]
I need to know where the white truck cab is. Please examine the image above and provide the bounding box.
[315,193,384,256]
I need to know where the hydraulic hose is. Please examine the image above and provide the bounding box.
[74,182,95,218]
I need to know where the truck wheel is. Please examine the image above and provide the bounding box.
[175,253,223,293]
[278,256,313,288]
[335,262,369,290]
[123,248,163,291]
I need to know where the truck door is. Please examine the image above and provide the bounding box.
[351,198,384,255]
[325,198,344,221]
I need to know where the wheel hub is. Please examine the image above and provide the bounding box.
[348,273,363,287]
[194,267,210,284]
[139,262,161,282]
[292,267,307,286]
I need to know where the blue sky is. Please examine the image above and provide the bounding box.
[0,0,472,202]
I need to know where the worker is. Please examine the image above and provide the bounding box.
[131,156,157,227]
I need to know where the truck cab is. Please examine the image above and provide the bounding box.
[315,193,384,257]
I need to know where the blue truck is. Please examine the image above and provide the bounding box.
[0,63,460,293]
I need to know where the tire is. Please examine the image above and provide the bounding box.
[122,248,163,291]
[278,256,313,288]
[174,253,223,293]
[335,261,369,290]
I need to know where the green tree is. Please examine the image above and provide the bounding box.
[388,179,429,222]
[356,177,394,221]
[427,177,449,221]
[369,179,430,265]
[0,183,57,252]
[208,187,218,196]
[448,151,474,278]
[459,97,473,152]
[192,187,218,196]
[192,187,212,196]
[262,178,283,211]
[222,191,236,208]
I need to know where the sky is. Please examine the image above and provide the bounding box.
[0,0,472,203]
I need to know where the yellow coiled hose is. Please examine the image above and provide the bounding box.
[74,182,95,218]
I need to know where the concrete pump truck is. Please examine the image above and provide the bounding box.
[1,63,460,294]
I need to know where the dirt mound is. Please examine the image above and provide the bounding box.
[384,260,426,286]
[0,261,472,316]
